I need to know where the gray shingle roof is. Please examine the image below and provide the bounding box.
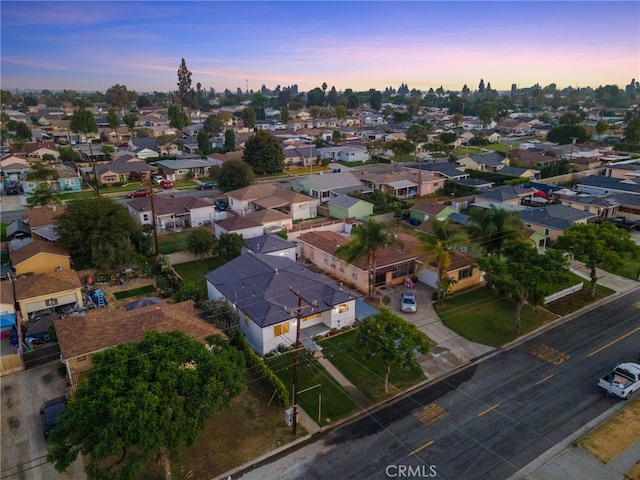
[519,204,596,230]
[204,254,351,328]
[244,234,296,254]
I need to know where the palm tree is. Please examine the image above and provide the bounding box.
[335,218,402,300]
[417,218,467,304]
[466,206,525,254]
[26,163,61,208]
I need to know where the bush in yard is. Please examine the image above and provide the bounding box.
[174,279,204,303]
[186,227,217,258]
[233,334,289,407]
[199,298,237,333]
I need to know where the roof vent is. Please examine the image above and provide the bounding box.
[275,268,279,275]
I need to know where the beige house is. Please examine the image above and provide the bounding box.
[9,240,71,276]
[357,170,446,199]
[297,231,422,293]
[55,301,222,394]
[226,184,319,221]
[14,270,84,320]
[417,250,482,293]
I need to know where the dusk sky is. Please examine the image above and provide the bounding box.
[1,1,638,94]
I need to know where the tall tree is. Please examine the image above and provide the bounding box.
[197,130,213,155]
[105,84,137,112]
[204,112,230,136]
[167,105,189,130]
[335,218,401,300]
[243,130,284,174]
[217,232,245,261]
[306,87,325,107]
[176,58,193,109]
[477,241,569,335]
[358,310,431,393]
[70,107,100,196]
[389,139,415,167]
[47,331,245,480]
[54,197,149,270]
[368,89,383,111]
[186,227,216,258]
[224,129,236,152]
[624,115,640,143]
[122,112,138,138]
[218,159,255,192]
[418,218,468,304]
[466,206,525,254]
[156,134,178,157]
[106,107,119,135]
[241,107,257,130]
[554,222,639,297]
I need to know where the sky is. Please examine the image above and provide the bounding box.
[1,1,639,94]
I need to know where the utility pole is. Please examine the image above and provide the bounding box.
[150,183,159,256]
[288,288,317,435]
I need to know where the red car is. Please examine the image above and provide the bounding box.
[127,188,151,198]
[159,180,174,189]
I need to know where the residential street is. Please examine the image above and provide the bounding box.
[236,287,640,480]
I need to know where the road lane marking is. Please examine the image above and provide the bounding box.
[530,345,571,365]
[535,374,555,385]
[586,326,640,358]
[633,300,640,309]
[477,403,500,417]
[414,403,448,426]
[408,440,434,457]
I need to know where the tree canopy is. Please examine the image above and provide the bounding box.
[466,206,525,254]
[554,222,639,297]
[243,130,284,174]
[186,227,216,258]
[358,309,431,392]
[47,330,245,480]
[167,105,189,130]
[54,197,149,270]
[546,124,589,144]
[217,232,245,262]
[217,159,255,192]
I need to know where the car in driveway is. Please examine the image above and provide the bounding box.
[400,292,417,313]
[197,181,216,190]
[5,183,22,195]
[214,199,229,211]
[40,396,67,439]
[158,179,173,189]
[127,188,151,198]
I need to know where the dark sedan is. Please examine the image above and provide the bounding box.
[197,181,216,190]
[40,396,67,439]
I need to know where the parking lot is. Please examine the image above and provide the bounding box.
[1,362,85,479]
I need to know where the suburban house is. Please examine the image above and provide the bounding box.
[23,204,66,241]
[519,203,597,240]
[318,145,370,163]
[357,170,447,198]
[559,194,620,219]
[495,165,539,180]
[214,215,265,240]
[55,300,222,393]
[1,155,32,180]
[604,162,640,180]
[282,143,320,168]
[9,240,71,276]
[416,250,482,293]
[574,175,640,196]
[154,158,217,181]
[326,195,374,220]
[225,184,319,221]
[205,253,355,356]
[510,148,559,169]
[293,171,365,203]
[244,234,297,261]
[128,138,159,159]
[14,270,84,321]
[126,195,218,229]
[474,185,538,206]
[21,164,82,194]
[409,200,459,224]
[93,158,152,185]
[297,230,422,294]
[243,208,293,233]
[457,152,508,171]
[403,162,470,182]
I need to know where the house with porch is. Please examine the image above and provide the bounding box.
[55,300,222,394]
[225,184,319,221]
[126,195,218,229]
[357,170,446,199]
[154,158,217,181]
[21,164,82,194]
[205,253,355,356]
[293,171,365,203]
[297,230,422,294]
[94,158,152,185]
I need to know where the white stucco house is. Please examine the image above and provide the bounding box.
[205,253,356,356]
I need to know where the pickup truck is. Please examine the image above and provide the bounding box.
[598,363,640,400]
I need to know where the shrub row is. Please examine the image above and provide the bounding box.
[234,334,290,407]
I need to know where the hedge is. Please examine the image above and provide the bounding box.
[234,334,290,407]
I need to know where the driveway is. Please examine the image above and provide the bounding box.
[377,282,493,380]
[1,363,86,479]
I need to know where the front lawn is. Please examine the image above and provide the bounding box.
[318,329,429,402]
[266,351,359,426]
[596,251,640,280]
[172,257,226,292]
[435,288,557,347]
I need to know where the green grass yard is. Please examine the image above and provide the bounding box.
[172,257,226,292]
[157,231,192,254]
[112,285,157,300]
[318,329,429,402]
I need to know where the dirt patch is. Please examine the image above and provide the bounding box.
[577,398,640,463]
[93,277,158,310]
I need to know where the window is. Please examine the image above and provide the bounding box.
[324,254,328,264]
[64,179,75,186]
[544,228,550,236]
[274,323,290,337]
[338,303,349,313]
[143,214,149,222]
[178,169,188,174]
[458,267,473,280]
[27,182,35,188]
[309,247,314,258]
[351,266,357,279]
[339,261,345,272]
[304,313,320,322]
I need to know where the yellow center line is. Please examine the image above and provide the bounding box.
[535,374,555,385]
[408,440,434,457]
[586,326,640,358]
[477,403,500,417]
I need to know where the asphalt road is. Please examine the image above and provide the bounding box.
[239,288,640,480]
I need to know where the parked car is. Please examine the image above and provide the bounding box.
[400,292,417,313]
[5,183,22,195]
[197,181,216,190]
[152,174,164,182]
[40,396,67,439]
[159,180,173,189]
[127,188,151,198]
[214,199,229,211]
